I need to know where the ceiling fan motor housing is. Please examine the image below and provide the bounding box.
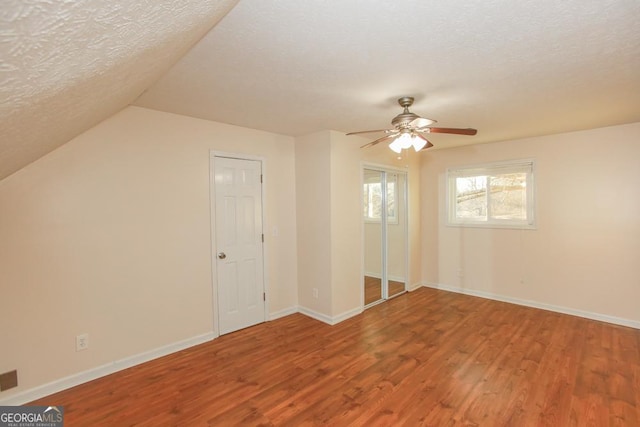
[391,96,420,128]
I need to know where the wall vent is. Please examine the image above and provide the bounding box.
[0,370,18,391]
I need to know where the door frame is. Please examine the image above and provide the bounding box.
[209,151,269,336]
[361,162,409,308]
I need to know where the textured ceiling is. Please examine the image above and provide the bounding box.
[3,1,639,181]
[0,0,239,180]
[136,0,640,150]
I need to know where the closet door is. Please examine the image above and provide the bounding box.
[363,169,384,305]
[363,168,407,306]
[386,172,407,298]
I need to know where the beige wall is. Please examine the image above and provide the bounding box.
[329,131,365,316]
[11,102,634,403]
[295,131,333,314]
[0,106,298,399]
[407,152,422,290]
[295,130,421,319]
[421,122,640,323]
[4,101,635,403]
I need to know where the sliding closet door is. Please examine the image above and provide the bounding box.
[363,169,384,305]
[363,167,407,306]
[386,172,407,298]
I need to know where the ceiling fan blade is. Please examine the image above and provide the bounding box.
[346,129,395,136]
[361,134,395,149]
[416,133,434,151]
[423,127,478,136]
[410,117,437,128]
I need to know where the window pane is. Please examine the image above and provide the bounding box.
[447,160,534,228]
[489,173,526,220]
[455,176,487,220]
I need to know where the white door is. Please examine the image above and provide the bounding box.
[214,156,265,335]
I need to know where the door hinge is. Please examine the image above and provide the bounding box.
[263,292,266,301]
[260,174,263,183]
[261,233,264,243]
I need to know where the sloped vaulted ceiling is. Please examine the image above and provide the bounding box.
[136,0,640,151]
[0,0,239,180]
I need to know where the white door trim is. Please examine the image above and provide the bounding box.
[209,151,268,336]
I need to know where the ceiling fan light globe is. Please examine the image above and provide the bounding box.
[389,138,404,153]
[412,137,427,151]
[396,133,414,150]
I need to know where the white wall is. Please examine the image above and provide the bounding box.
[421,122,640,325]
[0,106,298,400]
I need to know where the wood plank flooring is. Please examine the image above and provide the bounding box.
[31,287,640,426]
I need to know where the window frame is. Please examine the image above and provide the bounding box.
[446,159,536,229]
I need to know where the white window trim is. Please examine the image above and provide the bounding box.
[446,159,536,230]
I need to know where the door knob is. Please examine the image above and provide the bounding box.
[218,252,226,260]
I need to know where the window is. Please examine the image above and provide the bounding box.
[363,173,397,223]
[447,160,535,228]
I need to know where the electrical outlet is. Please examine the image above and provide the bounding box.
[312,288,318,298]
[457,269,464,278]
[76,333,89,352]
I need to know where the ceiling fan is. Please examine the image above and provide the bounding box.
[347,96,477,152]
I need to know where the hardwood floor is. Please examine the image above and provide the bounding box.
[31,288,640,426]
[364,276,405,305]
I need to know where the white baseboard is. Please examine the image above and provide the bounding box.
[297,305,362,326]
[0,304,363,405]
[0,300,368,406]
[18,284,609,406]
[332,307,363,324]
[0,332,217,406]
[408,282,423,292]
[297,306,334,325]
[268,306,298,321]
[421,282,640,330]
